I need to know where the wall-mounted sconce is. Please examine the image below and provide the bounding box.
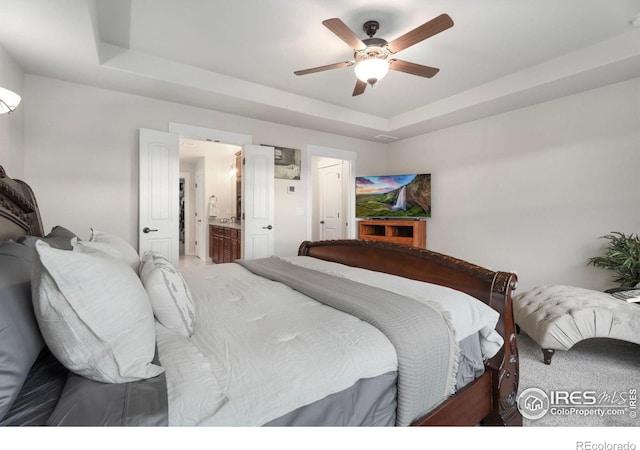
[0,87,21,114]
[228,164,236,178]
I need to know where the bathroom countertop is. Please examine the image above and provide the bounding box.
[208,218,241,230]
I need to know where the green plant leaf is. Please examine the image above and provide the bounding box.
[587,231,640,287]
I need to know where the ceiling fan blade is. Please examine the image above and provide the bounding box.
[294,61,353,76]
[389,59,440,78]
[352,79,367,96]
[322,18,367,50]
[387,13,454,53]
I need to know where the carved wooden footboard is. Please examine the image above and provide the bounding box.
[298,239,522,426]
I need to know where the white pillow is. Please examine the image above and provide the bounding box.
[140,252,196,337]
[32,240,163,383]
[75,229,141,274]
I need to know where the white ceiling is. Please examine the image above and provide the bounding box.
[1,0,639,142]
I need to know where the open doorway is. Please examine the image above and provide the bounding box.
[179,138,241,264]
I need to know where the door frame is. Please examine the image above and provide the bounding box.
[194,161,206,261]
[169,122,252,146]
[316,159,345,240]
[305,145,357,240]
[179,171,192,256]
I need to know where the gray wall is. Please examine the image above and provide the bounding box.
[387,77,640,292]
[20,75,387,256]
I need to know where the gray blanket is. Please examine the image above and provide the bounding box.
[237,257,458,426]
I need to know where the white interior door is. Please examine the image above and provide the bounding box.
[194,162,206,261]
[139,128,179,266]
[306,146,357,240]
[242,145,274,259]
[319,163,345,240]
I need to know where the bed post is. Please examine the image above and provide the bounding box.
[483,271,522,426]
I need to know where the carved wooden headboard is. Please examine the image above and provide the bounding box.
[0,165,44,241]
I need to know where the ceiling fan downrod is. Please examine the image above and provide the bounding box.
[363,20,379,38]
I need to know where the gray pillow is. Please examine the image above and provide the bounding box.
[18,225,78,251]
[0,241,45,420]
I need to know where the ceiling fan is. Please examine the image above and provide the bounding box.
[294,14,454,96]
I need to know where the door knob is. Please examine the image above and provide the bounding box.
[143,227,158,234]
[262,225,273,230]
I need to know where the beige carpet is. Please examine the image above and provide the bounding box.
[516,333,640,426]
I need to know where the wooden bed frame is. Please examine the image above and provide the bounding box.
[0,165,521,426]
[0,166,44,241]
[299,240,522,426]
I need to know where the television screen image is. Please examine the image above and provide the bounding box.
[356,173,431,218]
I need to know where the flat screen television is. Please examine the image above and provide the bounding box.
[356,173,431,218]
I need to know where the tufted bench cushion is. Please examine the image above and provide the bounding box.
[513,285,640,364]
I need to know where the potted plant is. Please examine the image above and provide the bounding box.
[587,231,640,288]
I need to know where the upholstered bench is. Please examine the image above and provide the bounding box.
[513,285,640,364]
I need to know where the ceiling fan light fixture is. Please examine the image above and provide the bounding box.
[0,86,21,114]
[354,58,389,85]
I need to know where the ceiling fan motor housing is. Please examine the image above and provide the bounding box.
[354,38,390,61]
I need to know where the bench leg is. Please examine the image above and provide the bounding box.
[542,349,555,365]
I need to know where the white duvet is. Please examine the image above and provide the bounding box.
[157,258,503,426]
[160,262,397,426]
